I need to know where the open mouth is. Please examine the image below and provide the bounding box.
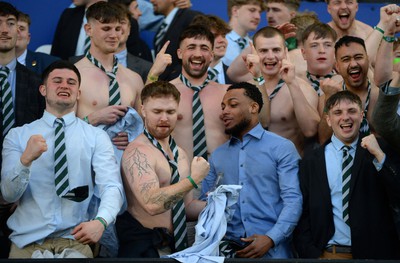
[268,20,276,26]
[190,59,205,70]
[264,61,278,70]
[348,68,361,81]
[340,123,353,132]
[338,12,350,24]
[57,91,70,97]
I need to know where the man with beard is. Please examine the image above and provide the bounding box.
[201,82,302,258]
[150,0,201,80]
[190,15,234,84]
[0,2,44,257]
[222,0,264,66]
[170,25,229,163]
[318,36,379,143]
[117,81,209,257]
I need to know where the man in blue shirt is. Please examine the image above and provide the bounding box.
[294,90,400,259]
[201,82,302,258]
[1,60,124,258]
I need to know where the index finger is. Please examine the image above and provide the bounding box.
[159,40,170,54]
[250,41,257,55]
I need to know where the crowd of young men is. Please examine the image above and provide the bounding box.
[1,0,400,260]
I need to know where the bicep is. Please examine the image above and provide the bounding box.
[122,146,159,204]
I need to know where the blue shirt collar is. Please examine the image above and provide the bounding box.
[331,134,358,152]
[229,123,263,145]
[1,58,17,72]
[43,111,76,128]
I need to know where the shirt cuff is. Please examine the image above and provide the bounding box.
[373,154,386,172]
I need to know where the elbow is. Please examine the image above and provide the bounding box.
[302,123,319,138]
[142,203,165,216]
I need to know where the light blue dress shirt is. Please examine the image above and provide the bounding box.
[209,61,226,84]
[1,58,17,108]
[1,111,124,248]
[325,135,385,247]
[115,48,128,68]
[137,0,164,32]
[201,124,302,258]
[221,30,251,66]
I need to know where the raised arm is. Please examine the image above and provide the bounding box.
[122,143,209,216]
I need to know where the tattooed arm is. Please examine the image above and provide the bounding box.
[121,140,209,216]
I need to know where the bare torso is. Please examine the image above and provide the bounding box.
[328,20,373,40]
[75,57,144,118]
[170,78,229,160]
[122,134,190,232]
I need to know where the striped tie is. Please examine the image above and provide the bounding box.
[84,35,91,55]
[341,145,353,226]
[180,74,210,160]
[143,129,188,251]
[235,37,247,50]
[154,22,167,53]
[306,71,334,97]
[86,52,121,105]
[269,79,285,101]
[54,118,69,197]
[0,67,15,137]
[207,68,219,83]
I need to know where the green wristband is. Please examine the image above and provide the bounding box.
[95,217,107,230]
[187,175,198,189]
[383,35,396,43]
[373,26,384,35]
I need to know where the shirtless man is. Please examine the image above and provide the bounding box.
[118,81,209,257]
[246,27,320,155]
[170,25,229,162]
[318,35,379,143]
[326,0,372,40]
[75,1,143,148]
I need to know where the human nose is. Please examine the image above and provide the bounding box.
[318,44,326,53]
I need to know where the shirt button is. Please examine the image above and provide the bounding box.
[240,164,243,167]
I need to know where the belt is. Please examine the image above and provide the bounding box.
[326,245,352,254]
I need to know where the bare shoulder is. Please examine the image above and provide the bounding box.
[170,77,182,87]
[296,76,315,93]
[118,64,144,86]
[74,57,93,70]
[356,20,373,32]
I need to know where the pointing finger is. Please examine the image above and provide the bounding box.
[250,41,257,55]
[159,40,170,55]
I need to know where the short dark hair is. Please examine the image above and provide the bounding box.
[301,23,337,45]
[335,35,366,57]
[42,60,81,86]
[0,1,19,19]
[253,26,285,49]
[86,1,125,24]
[178,25,215,49]
[17,11,31,26]
[325,90,362,113]
[227,82,264,113]
[141,81,181,104]
[191,15,231,37]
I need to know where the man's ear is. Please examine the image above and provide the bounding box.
[39,84,46,97]
[141,104,146,119]
[84,23,91,37]
[177,48,182,60]
[326,112,332,128]
[250,101,259,114]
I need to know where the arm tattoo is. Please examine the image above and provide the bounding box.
[148,191,185,210]
[123,148,152,180]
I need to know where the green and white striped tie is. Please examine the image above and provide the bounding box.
[341,145,353,226]
[143,128,188,251]
[84,34,91,55]
[1,67,15,137]
[180,74,210,160]
[207,68,219,83]
[86,52,121,105]
[54,118,69,197]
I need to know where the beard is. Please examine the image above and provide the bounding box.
[182,59,209,79]
[225,117,251,137]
